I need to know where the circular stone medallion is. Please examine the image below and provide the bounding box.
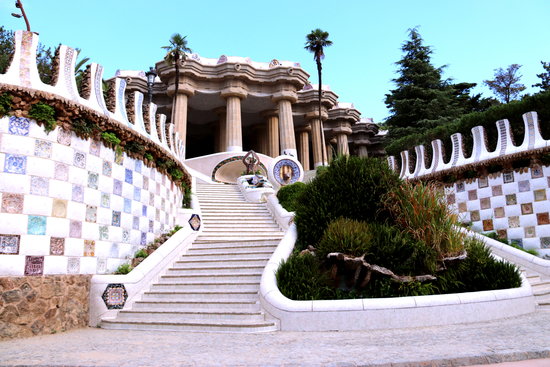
[268,155,304,187]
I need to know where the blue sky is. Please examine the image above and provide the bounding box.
[2,0,549,123]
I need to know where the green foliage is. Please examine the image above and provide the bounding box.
[144,152,154,161]
[317,218,373,261]
[72,118,100,139]
[114,263,132,275]
[484,64,526,103]
[533,61,550,92]
[383,181,465,258]
[181,182,192,208]
[315,165,329,176]
[124,141,145,155]
[134,249,148,258]
[484,232,539,256]
[28,102,56,133]
[294,156,401,249]
[169,168,184,181]
[276,252,335,300]
[0,93,13,117]
[101,131,121,146]
[276,182,307,212]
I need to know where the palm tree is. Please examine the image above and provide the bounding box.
[162,33,192,101]
[305,28,332,166]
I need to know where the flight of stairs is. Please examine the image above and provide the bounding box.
[100,182,284,332]
[522,269,550,310]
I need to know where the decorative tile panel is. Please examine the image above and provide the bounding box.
[100,193,110,208]
[518,180,530,192]
[69,220,82,237]
[99,225,109,240]
[72,185,84,202]
[496,229,507,239]
[102,161,112,176]
[28,215,46,235]
[503,172,514,183]
[505,194,517,206]
[85,205,97,223]
[34,140,52,158]
[0,234,20,254]
[89,140,101,156]
[478,177,488,188]
[113,179,122,196]
[521,203,533,215]
[537,212,550,225]
[133,187,141,201]
[492,185,503,196]
[508,216,520,228]
[142,205,147,216]
[1,193,24,214]
[132,216,139,230]
[102,283,128,309]
[123,198,131,213]
[125,169,133,184]
[73,151,87,169]
[541,237,550,249]
[51,198,68,218]
[112,211,121,227]
[25,256,44,276]
[97,257,107,274]
[531,166,543,179]
[50,237,65,255]
[143,177,148,190]
[446,194,455,205]
[510,239,523,248]
[8,116,30,136]
[494,207,505,218]
[480,198,491,209]
[122,230,130,243]
[4,154,27,174]
[84,240,95,256]
[67,257,80,274]
[534,189,547,202]
[188,214,201,231]
[57,129,72,145]
[54,162,69,181]
[88,172,99,189]
[115,149,124,164]
[525,226,536,238]
[30,176,49,196]
[140,232,147,245]
[468,190,477,201]
[135,160,142,173]
[148,220,153,232]
[482,219,494,231]
[149,193,154,206]
[458,202,467,213]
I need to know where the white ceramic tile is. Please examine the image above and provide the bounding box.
[122,182,133,200]
[49,180,72,200]
[26,156,55,178]
[516,191,533,204]
[1,134,34,155]
[109,227,122,242]
[64,238,84,256]
[29,121,56,141]
[43,255,68,275]
[0,255,25,275]
[110,195,124,212]
[19,234,50,255]
[82,222,99,240]
[0,213,27,234]
[93,240,111,258]
[66,201,86,221]
[51,144,74,165]
[68,166,87,186]
[87,154,102,173]
[79,256,97,274]
[71,136,89,152]
[84,187,101,207]
[22,195,52,216]
[46,217,70,237]
[98,175,113,193]
[96,207,111,225]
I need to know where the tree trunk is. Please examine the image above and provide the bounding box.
[317,58,325,166]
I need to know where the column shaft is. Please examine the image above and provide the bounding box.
[278,99,297,157]
[310,118,328,167]
[357,145,368,157]
[172,93,188,158]
[267,115,279,157]
[336,133,350,156]
[298,131,310,170]
[225,96,243,152]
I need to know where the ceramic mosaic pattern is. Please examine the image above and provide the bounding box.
[102,283,128,309]
[447,168,550,253]
[24,256,44,276]
[0,117,183,275]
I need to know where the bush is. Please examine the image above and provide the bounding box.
[276,252,335,300]
[276,182,307,212]
[0,93,12,117]
[72,118,100,139]
[29,102,56,133]
[317,218,372,261]
[294,156,401,249]
[134,249,148,258]
[125,141,145,155]
[182,183,192,208]
[114,263,132,275]
[101,131,121,146]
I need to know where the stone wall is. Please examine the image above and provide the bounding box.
[0,275,90,340]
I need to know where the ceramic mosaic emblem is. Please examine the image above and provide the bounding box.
[446,194,456,205]
[50,237,65,255]
[524,226,536,238]
[72,185,84,202]
[89,140,101,156]
[458,202,467,213]
[494,207,505,218]
[102,283,128,309]
[101,193,110,208]
[135,160,142,173]
[99,225,109,240]
[478,177,488,188]
[112,211,121,227]
[456,182,465,192]
[188,214,201,231]
[480,198,491,209]
[57,129,72,145]
[482,219,494,231]
[67,257,80,274]
[468,190,477,201]
[34,140,52,158]
[531,166,543,179]
[534,189,547,202]
[30,176,49,196]
[109,243,119,258]
[51,199,68,218]
[1,193,24,214]
[28,216,46,235]
[133,187,141,201]
[537,212,550,225]
[85,205,97,223]
[0,234,20,254]
[102,161,112,176]
[508,216,520,228]
[73,151,87,169]
[4,154,27,174]
[503,172,514,183]
[541,237,550,249]
[122,230,130,243]
[54,162,69,181]
[521,203,533,215]
[125,169,133,184]
[518,180,530,192]
[492,185,503,196]
[505,194,517,206]
[143,177,149,190]
[497,229,507,239]
[24,256,44,276]
[113,179,122,196]
[149,193,154,206]
[88,172,99,189]
[8,116,30,136]
[96,257,107,274]
[84,240,95,256]
[69,220,82,238]
[148,220,154,232]
[156,208,160,221]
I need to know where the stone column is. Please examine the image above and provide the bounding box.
[171,89,193,159]
[297,126,311,171]
[273,91,298,158]
[221,86,247,152]
[263,110,280,158]
[357,145,368,157]
[214,107,226,152]
[336,133,350,156]
[309,117,328,167]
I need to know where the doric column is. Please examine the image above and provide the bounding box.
[357,145,368,157]
[252,124,268,155]
[263,110,280,158]
[297,126,311,170]
[214,107,226,152]
[305,109,329,167]
[221,85,247,152]
[273,91,298,158]
[336,133,350,156]
[327,137,337,164]
[170,86,194,159]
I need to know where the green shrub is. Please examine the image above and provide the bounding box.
[29,102,56,133]
[276,182,307,212]
[317,218,372,261]
[181,183,192,208]
[125,141,145,154]
[144,152,154,161]
[134,249,148,258]
[72,118,100,138]
[169,168,184,181]
[101,131,121,146]
[0,93,13,117]
[114,263,132,274]
[276,252,335,300]
[294,156,401,249]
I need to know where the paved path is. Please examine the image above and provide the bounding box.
[0,311,549,367]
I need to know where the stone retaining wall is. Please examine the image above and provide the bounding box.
[0,274,90,340]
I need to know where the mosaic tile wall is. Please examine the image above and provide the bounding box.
[445,166,550,256]
[0,116,183,275]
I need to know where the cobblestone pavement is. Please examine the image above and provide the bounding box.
[0,311,549,367]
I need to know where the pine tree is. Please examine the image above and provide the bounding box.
[533,61,550,92]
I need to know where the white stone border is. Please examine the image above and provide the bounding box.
[259,201,536,331]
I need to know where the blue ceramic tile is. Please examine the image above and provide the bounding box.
[4,154,27,174]
[112,211,121,227]
[88,172,99,189]
[102,161,112,176]
[28,215,47,235]
[133,187,141,201]
[125,169,133,184]
[140,232,147,246]
[142,205,147,217]
[135,160,142,173]
[123,198,131,213]
[132,216,139,230]
[113,179,122,196]
[8,116,30,136]
[148,220,153,232]
[72,185,84,203]
[34,140,52,158]
[99,225,109,240]
[30,176,49,196]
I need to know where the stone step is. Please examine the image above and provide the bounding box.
[188,244,277,254]
[159,273,262,283]
[131,300,261,312]
[192,239,280,247]
[180,251,273,261]
[201,227,281,233]
[197,234,283,240]
[165,265,265,275]
[150,281,260,292]
[141,290,258,302]
[531,282,550,296]
[201,214,274,220]
[172,258,269,268]
[202,223,280,230]
[201,210,271,215]
[100,318,277,333]
[115,309,266,322]
[200,201,264,206]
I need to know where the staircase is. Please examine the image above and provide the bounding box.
[100,182,284,332]
[522,269,550,310]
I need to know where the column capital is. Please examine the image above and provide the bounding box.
[261,109,279,118]
[305,110,329,122]
[272,91,297,104]
[220,86,247,99]
[296,125,312,133]
[166,81,195,97]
